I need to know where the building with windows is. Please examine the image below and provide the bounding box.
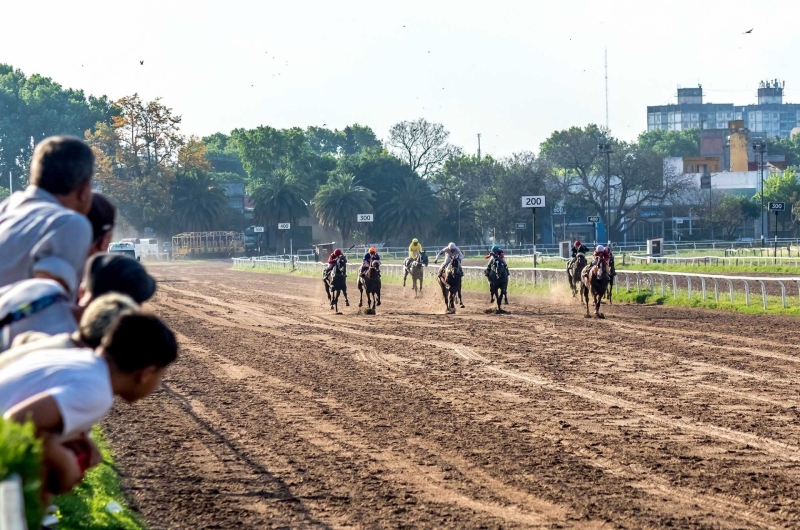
[647,80,800,138]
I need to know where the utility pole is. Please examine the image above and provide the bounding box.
[753,139,767,247]
[477,134,481,160]
[604,48,609,130]
[598,138,613,245]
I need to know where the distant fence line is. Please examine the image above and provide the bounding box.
[232,257,800,311]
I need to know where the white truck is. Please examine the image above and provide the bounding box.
[118,238,159,261]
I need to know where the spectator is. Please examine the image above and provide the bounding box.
[0,254,156,351]
[0,136,94,295]
[10,293,138,350]
[0,313,178,494]
[87,192,116,256]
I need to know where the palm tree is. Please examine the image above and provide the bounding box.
[314,172,374,245]
[382,177,438,241]
[172,171,229,232]
[251,169,309,250]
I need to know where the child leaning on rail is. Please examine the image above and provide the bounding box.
[0,313,177,497]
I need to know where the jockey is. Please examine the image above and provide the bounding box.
[361,246,381,275]
[591,245,609,267]
[405,238,424,270]
[323,248,344,277]
[567,239,589,270]
[571,240,589,258]
[484,245,507,276]
[434,242,464,276]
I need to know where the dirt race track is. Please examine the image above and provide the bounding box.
[104,261,800,529]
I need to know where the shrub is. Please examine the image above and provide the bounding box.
[0,417,44,529]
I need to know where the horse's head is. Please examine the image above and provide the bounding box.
[420,251,429,266]
[335,255,347,272]
[595,259,607,280]
[450,258,463,278]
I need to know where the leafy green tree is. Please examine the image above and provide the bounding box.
[715,193,760,238]
[542,125,692,241]
[766,136,800,167]
[0,187,9,201]
[0,64,115,190]
[336,148,417,240]
[251,169,308,247]
[382,177,438,241]
[754,167,800,205]
[638,129,700,157]
[313,172,374,245]
[341,124,381,155]
[172,172,229,232]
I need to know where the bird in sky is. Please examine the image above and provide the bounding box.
[323,123,327,126]
[139,60,144,65]
[744,28,753,34]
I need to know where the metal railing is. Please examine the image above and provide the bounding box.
[628,254,800,267]
[232,257,800,311]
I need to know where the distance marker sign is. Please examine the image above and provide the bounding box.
[277,223,290,230]
[357,214,373,222]
[521,196,545,208]
[587,216,600,223]
[769,202,786,212]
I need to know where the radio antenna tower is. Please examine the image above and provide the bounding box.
[604,48,609,130]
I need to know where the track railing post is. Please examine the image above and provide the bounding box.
[758,280,767,310]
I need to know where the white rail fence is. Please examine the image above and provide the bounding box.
[629,254,800,268]
[232,257,800,311]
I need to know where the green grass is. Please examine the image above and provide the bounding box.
[53,426,145,530]
[0,418,43,530]
[233,264,800,316]
[613,261,800,275]
[610,287,800,316]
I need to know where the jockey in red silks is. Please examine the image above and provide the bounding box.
[323,248,344,276]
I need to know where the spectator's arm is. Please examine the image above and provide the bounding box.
[30,216,92,295]
[5,392,65,436]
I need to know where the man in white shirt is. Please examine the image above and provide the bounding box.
[0,313,178,494]
[0,136,94,295]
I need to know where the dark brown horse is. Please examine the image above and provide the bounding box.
[323,255,349,313]
[581,259,610,318]
[567,252,587,297]
[437,258,464,313]
[358,261,381,312]
[604,253,616,305]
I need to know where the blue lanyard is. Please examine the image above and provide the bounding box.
[0,292,70,328]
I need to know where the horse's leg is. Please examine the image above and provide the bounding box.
[342,283,350,306]
[503,280,509,304]
[582,285,590,317]
[358,280,364,307]
[333,289,339,313]
[403,268,408,287]
[608,278,614,305]
[458,287,465,308]
[376,286,381,306]
[324,280,331,302]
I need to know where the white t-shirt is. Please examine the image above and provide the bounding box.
[0,348,113,438]
[0,279,77,352]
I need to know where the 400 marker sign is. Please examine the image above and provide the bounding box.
[521,196,546,208]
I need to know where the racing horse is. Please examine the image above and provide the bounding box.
[438,257,464,313]
[403,251,428,297]
[358,260,382,312]
[487,257,509,312]
[323,254,349,313]
[581,257,610,318]
[604,253,616,305]
[567,252,588,297]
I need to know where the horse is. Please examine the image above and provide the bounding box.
[567,252,588,297]
[604,254,616,305]
[581,258,610,318]
[437,258,464,313]
[403,251,428,297]
[358,260,382,312]
[323,255,349,313]
[486,257,509,312]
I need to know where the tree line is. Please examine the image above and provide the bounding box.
[3,63,800,246]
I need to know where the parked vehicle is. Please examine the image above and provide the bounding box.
[108,242,138,260]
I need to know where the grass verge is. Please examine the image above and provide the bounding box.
[233,264,800,316]
[53,426,144,530]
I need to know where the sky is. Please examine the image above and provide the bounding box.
[2,0,799,157]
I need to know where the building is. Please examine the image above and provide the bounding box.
[219,182,246,214]
[647,80,800,138]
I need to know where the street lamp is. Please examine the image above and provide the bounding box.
[598,138,613,246]
[752,139,767,246]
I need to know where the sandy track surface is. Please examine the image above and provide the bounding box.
[103,261,800,529]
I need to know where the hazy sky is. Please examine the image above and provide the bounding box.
[3,0,798,157]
